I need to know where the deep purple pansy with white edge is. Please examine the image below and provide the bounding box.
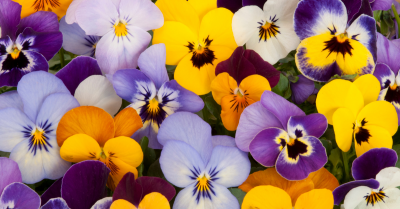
[373,33,400,125]
[0,72,79,184]
[56,56,122,116]
[333,148,400,207]
[0,0,62,87]
[112,44,204,149]
[236,90,328,180]
[158,112,250,209]
[73,0,164,75]
[40,160,110,209]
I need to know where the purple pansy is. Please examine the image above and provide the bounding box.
[373,33,400,125]
[236,90,328,180]
[40,160,110,209]
[0,0,62,87]
[217,0,266,13]
[112,44,204,149]
[0,71,80,184]
[290,74,316,104]
[333,148,400,207]
[0,157,41,209]
[158,112,250,209]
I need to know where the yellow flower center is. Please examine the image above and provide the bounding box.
[336,33,348,43]
[258,20,280,41]
[148,98,160,114]
[10,47,21,59]
[287,137,296,146]
[114,21,128,37]
[365,190,387,206]
[196,175,210,192]
[32,129,47,146]
[390,83,398,90]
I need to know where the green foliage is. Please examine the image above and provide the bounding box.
[229,188,246,205]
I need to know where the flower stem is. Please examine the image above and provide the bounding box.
[201,95,210,123]
[59,48,65,68]
[342,150,351,183]
[392,4,400,37]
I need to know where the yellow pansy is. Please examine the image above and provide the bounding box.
[110,192,170,209]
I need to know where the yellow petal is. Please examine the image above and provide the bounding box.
[354,125,393,157]
[14,0,73,19]
[156,0,200,34]
[138,192,171,209]
[239,168,314,205]
[308,168,339,191]
[57,106,115,147]
[101,156,139,190]
[110,199,137,209]
[114,107,143,138]
[187,0,217,21]
[153,21,198,65]
[103,136,144,168]
[239,75,271,102]
[332,108,356,152]
[356,101,398,136]
[220,94,256,131]
[60,134,101,163]
[294,189,334,209]
[199,8,237,50]
[353,74,380,106]
[210,72,238,105]
[344,83,365,118]
[242,186,292,209]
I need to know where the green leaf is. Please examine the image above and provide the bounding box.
[320,138,333,156]
[380,19,389,35]
[393,144,400,168]
[328,148,344,182]
[166,65,176,80]
[341,73,358,80]
[392,126,400,145]
[205,95,222,121]
[147,158,165,179]
[229,188,246,206]
[138,137,149,177]
[373,10,382,22]
[383,10,395,28]
[272,73,289,96]
[0,151,10,158]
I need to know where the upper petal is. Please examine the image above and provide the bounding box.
[137,43,169,89]
[332,179,379,205]
[377,33,400,74]
[0,157,22,194]
[308,168,340,191]
[40,178,62,206]
[136,176,176,202]
[119,0,164,31]
[188,0,217,21]
[375,167,400,190]
[232,5,264,46]
[0,0,21,39]
[0,91,23,111]
[373,63,395,90]
[287,114,328,139]
[113,172,142,206]
[91,197,113,209]
[0,182,40,209]
[17,11,59,36]
[211,135,236,148]
[352,74,381,106]
[114,107,143,138]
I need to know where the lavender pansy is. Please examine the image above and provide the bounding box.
[0,0,62,87]
[0,71,80,184]
[113,44,203,149]
[290,74,315,104]
[74,0,163,75]
[158,112,251,209]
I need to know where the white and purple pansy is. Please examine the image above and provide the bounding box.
[236,90,328,180]
[333,148,400,208]
[0,71,80,184]
[158,112,250,209]
[0,0,62,87]
[112,44,204,149]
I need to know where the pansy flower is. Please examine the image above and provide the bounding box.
[0,0,62,87]
[232,0,300,64]
[236,90,328,180]
[112,44,203,149]
[72,0,164,75]
[242,186,334,209]
[158,112,251,208]
[290,75,317,104]
[211,47,279,131]
[0,157,41,208]
[333,148,400,207]
[217,0,265,13]
[294,0,377,82]
[153,0,237,95]
[0,71,79,184]
[56,56,122,116]
[12,0,73,19]
[316,74,398,156]
[40,160,110,209]
[57,106,144,190]
[373,33,400,125]
[93,172,175,209]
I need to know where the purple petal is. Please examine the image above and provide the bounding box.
[132,124,160,149]
[41,178,62,206]
[370,0,393,11]
[261,91,305,130]
[113,172,142,206]
[287,114,328,138]
[0,0,21,40]
[242,0,266,8]
[249,128,288,167]
[112,69,154,102]
[0,91,23,111]
[377,33,400,75]
[333,179,379,205]
[235,102,283,152]
[160,80,204,113]
[92,197,112,209]
[0,182,40,209]
[61,161,110,209]
[290,74,315,104]
[17,11,59,36]
[55,56,102,95]
[347,14,377,62]
[276,136,327,180]
[243,49,280,87]
[342,0,373,24]
[217,0,242,13]
[373,63,395,90]
[137,43,169,89]
[41,198,69,209]
[0,157,22,194]
[136,176,176,201]
[16,28,62,61]
[211,135,236,148]
[352,148,398,181]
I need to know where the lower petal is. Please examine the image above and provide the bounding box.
[0,158,22,194]
[242,185,292,209]
[92,197,113,209]
[161,80,204,113]
[220,94,255,131]
[104,157,139,190]
[290,74,316,104]
[333,179,379,205]
[103,136,143,168]
[60,134,102,163]
[294,189,334,209]
[40,134,72,180]
[239,75,271,102]
[0,182,40,209]
[354,125,393,157]
[357,101,398,136]
[138,192,170,209]
[41,198,69,209]
[110,199,136,209]
[343,186,373,209]
[332,108,356,152]
[373,63,395,90]
[131,122,161,149]
[0,90,23,111]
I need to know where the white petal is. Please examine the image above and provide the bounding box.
[376,167,400,189]
[0,91,23,111]
[263,0,298,22]
[344,186,372,209]
[396,71,400,86]
[232,6,264,46]
[119,0,164,31]
[65,0,86,24]
[246,32,286,64]
[275,21,300,54]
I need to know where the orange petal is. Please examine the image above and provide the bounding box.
[110,199,137,209]
[57,106,115,147]
[220,94,255,131]
[210,72,238,105]
[239,168,314,205]
[308,168,339,191]
[239,74,271,102]
[114,107,143,137]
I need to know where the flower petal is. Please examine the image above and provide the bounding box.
[242,185,292,209]
[332,108,355,153]
[232,6,265,47]
[346,15,377,62]
[211,72,238,105]
[287,114,328,139]
[60,134,102,163]
[376,167,400,189]
[332,179,379,205]
[343,186,372,209]
[161,80,205,112]
[138,192,170,209]
[188,0,217,21]
[65,0,85,24]
[92,197,113,209]
[211,135,236,148]
[114,107,143,138]
[137,44,169,89]
[41,178,62,206]
[0,0,20,39]
[377,33,400,75]
[239,75,271,102]
[103,136,143,168]
[17,11,59,35]
[352,75,381,108]
[113,172,142,206]
[235,102,283,152]
[220,94,255,131]
[62,161,110,209]
[355,125,393,157]
[41,198,69,209]
[159,140,205,188]
[291,74,315,105]
[0,91,23,111]
[103,156,139,190]
[373,63,395,90]
[158,112,213,164]
[0,182,40,209]
[0,157,22,194]
[110,199,136,209]
[136,176,176,202]
[294,189,334,209]
[357,101,398,136]
[371,0,393,10]
[217,0,242,13]
[119,0,164,31]
[309,168,339,191]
